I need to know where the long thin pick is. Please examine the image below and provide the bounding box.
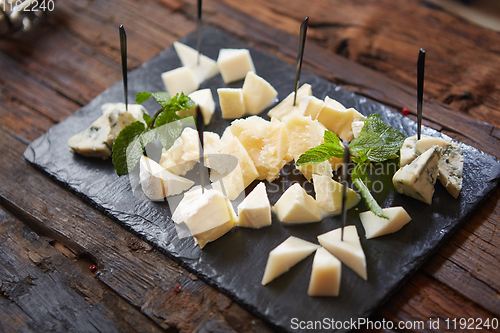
[196,0,202,65]
[119,25,128,111]
[417,48,425,140]
[196,106,205,193]
[293,16,309,106]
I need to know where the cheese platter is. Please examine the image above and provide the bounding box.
[24,26,500,332]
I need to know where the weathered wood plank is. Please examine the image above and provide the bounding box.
[0,208,164,333]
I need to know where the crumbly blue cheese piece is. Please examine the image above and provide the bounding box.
[438,142,463,198]
[393,145,442,205]
[67,103,147,159]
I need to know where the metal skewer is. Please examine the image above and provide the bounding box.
[293,16,308,106]
[196,106,205,193]
[119,25,128,111]
[417,48,425,140]
[340,142,350,242]
[196,0,202,65]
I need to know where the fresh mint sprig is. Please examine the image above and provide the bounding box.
[296,114,405,218]
[111,91,195,176]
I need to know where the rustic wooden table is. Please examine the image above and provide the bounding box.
[1,0,499,332]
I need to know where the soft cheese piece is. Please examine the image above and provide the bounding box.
[273,183,322,223]
[299,95,325,120]
[67,103,147,159]
[230,116,289,182]
[67,114,112,158]
[173,41,220,84]
[393,145,441,205]
[316,104,365,142]
[307,247,341,297]
[399,135,419,168]
[172,188,237,248]
[161,66,199,96]
[261,236,320,285]
[359,206,412,239]
[296,160,333,181]
[438,142,463,198]
[139,155,194,200]
[218,88,246,119]
[217,48,256,84]
[324,96,347,111]
[317,225,367,280]
[237,182,272,228]
[267,83,312,121]
[312,174,360,217]
[414,135,450,155]
[241,71,278,115]
[177,89,215,125]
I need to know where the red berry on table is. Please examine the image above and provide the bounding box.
[89,264,97,272]
[402,107,410,115]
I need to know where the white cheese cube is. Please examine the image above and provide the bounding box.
[438,142,463,198]
[273,183,322,223]
[172,188,237,248]
[299,95,324,119]
[267,83,312,121]
[218,88,246,119]
[217,48,256,84]
[351,120,365,139]
[139,155,194,200]
[237,182,272,228]
[316,105,365,142]
[359,206,412,239]
[178,89,215,125]
[307,247,341,297]
[161,66,199,96]
[393,145,441,205]
[241,71,278,115]
[312,174,360,217]
[173,41,219,84]
[230,116,290,182]
[317,225,367,280]
[261,236,320,285]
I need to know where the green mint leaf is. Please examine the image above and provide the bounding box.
[151,92,172,108]
[154,93,194,128]
[352,162,372,189]
[352,178,389,219]
[296,131,344,166]
[350,114,405,162]
[112,121,146,176]
[135,92,152,104]
[142,113,155,128]
[156,119,184,151]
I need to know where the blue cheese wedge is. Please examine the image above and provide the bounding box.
[393,145,442,205]
[438,142,463,198]
[67,103,147,159]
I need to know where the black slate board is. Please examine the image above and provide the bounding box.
[24,26,500,332]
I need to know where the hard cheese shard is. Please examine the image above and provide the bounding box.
[261,236,320,285]
[312,174,360,217]
[267,83,312,121]
[359,206,412,239]
[273,183,322,223]
[172,188,237,248]
[173,41,219,84]
[308,247,341,297]
[139,155,194,200]
[237,182,272,228]
[317,225,367,280]
[393,145,441,205]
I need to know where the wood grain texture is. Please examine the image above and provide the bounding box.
[0,0,499,331]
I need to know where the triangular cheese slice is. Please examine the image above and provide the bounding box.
[273,183,322,223]
[237,182,272,228]
[317,225,367,280]
[308,247,341,297]
[262,236,320,285]
[173,41,219,84]
[359,206,411,239]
